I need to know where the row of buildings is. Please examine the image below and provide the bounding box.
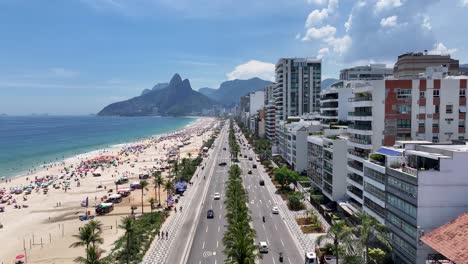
[238,52,468,264]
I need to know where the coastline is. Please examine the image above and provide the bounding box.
[0,116,216,263]
[1,116,199,181]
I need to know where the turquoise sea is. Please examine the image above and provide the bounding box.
[0,116,195,178]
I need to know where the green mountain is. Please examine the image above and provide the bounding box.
[321,78,339,90]
[141,82,169,95]
[198,77,271,106]
[98,74,217,116]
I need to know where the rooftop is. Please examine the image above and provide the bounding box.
[420,212,468,264]
[420,144,468,153]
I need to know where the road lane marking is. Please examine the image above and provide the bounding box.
[280,238,285,247]
[217,240,219,248]
[288,257,292,264]
[272,256,276,264]
[202,241,205,249]
[275,224,278,231]
[218,226,220,232]
[206,226,208,233]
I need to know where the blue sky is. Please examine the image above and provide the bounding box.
[0,0,467,115]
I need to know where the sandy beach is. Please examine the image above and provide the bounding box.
[0,117,218,264]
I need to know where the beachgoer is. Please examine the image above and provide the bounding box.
[166,231,168,239]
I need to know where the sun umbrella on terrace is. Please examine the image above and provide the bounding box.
[16,254,25,259]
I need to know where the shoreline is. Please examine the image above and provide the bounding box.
[0,116,217,263]
[1,116,200,182]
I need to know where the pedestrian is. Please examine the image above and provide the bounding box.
[175,207,177,213]
[180,206,183,212]
[158,231,160,238]
[166,231,168,240]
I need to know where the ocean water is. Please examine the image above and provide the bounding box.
[0,116,195,178]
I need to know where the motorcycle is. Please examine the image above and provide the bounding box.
[262,216,265,222]
[279,253,283,263]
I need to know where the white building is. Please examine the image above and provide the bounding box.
[320,81,354,125]
[277,118,321,173]
[249,91,265,117]
[307,129,349,201]
[264,83,277,142]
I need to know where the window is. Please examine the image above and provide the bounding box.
[418,122,425,128]
[392,234,417,258]
[397,105,411,114]
[432,135,439,143]
[387,176,417,198]
[432,122,439,128]
[461,89,466,97]
[364,182,385,201]
[433,89,440,97]
[397,89,412,99]
[460,120,465,128]
[435,105,440,114]
[419,91,425,98]
[397,119,411,129]
[387,194,417,218]
[387,212,417,238]
[446,105,453,114]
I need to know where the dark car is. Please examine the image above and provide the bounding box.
[253,164,257,168]
[248,170,252,174]
[259,180,265,186]
[218,162,227,166]
[248,157,253,161]
[223,147,226,150]
[207,209,214,219]
[244,155,247,158]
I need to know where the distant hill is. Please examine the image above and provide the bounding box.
[461,63,468,68]
[141,82,169,95]
[198,77,272,106]
[98,74,217,116]
[321,78,339,89]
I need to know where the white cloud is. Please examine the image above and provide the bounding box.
[295,33,301,40]
[375,0,402,12]
[226,60,275,81]
[380,15,398,27]
[326,35,352,55]
[462,0,468,6]
[305,9,328,27]
[317,48,329,59]
[422,15,431,30]
[344,14,353,32]
[302,25,336,41]
[327,0,339,13]
[429,42,458,55]
[307,0,327,5]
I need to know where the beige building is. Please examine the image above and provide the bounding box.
[394,52,459,79]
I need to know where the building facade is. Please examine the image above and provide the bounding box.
[340,64,393,81]
[320,81,354,125]
[394,52,459,79]
[264,83,277,142]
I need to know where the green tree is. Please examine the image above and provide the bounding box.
[70,220,104,262]
[163,180,175,205]
[153,171,164,206]
[139,180,149,215]
[316,221,354,264]
[274,166,299,190]
[148,197,156,223]
[119,216,136,264]
[73,245,105,264]
[287,192,304,211]
[368,248,386,264]
[354,212,391,263]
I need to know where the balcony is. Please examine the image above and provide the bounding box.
[347,149,368,163]
[348,124,373,135]
[348,137,373,149]
[349,96,373,107]
[347,173,363,189]
[348,111,372,116]
[347,186,363,204]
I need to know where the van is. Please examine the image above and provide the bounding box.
[304,252,317,264]
[258,241,268,253]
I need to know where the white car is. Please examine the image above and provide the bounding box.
[272,206,279,214]
[214,193,221,200]
[258,241,268,253]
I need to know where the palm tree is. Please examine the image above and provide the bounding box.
[152,171,164,205]
[119,216,135,264]
[163,180,174,205]
[315,221,353,264]
[70,220,104,262]
[354,212,391,263]
[173,160,179,180]
[148,197,156,223]
[73,245,105,264]
[139,179,149,215]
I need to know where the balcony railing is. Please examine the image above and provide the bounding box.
[348,173,364,185]
[349,137,372,145]
[348,149,369,159]
[402,166,418,177]
[347,186,363,198]
[348,96,373,102]
[348,111,372,116]
[348,124,372,130]
[348,161,364,172]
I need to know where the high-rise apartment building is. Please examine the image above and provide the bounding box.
[394,52,459,79]
[264,83,277,142]
[274,58,322,123]
[320,81,354,125]
[340,64,393,80]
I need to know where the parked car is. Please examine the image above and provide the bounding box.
[259,180,265,186]
[248,170,252,174]
[218,162,227,166]
[213,193,221,200]
[252,164,257,168]
[248,157,253,161]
